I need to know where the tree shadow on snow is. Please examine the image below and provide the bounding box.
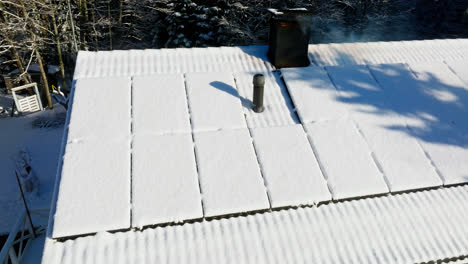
[308,50,468,148]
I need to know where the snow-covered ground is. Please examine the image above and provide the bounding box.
[0,103,65,235]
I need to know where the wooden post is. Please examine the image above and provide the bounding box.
[18,0,53,109]
[35,49,53,108]
[51,13,67,90]
[4,77,13,91]
[67,0,79,52]
[108,0,113,50]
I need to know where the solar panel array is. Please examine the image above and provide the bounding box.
[51,41,468,239]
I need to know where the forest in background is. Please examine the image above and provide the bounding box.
[1,0,467,104]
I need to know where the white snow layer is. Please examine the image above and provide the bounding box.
[193,129,270,216]
[132,134,203,227]
[52,137,131,238]
[185,72,246,132]
[445,60,468,85]
[52,77,131,238]
[305,119,389,199]
[281,66,349,123]
[325,65,443,191]
[369,62,468,184]
[132,74,191,134]
[407,61,468,132]
[250,125,331,207]
[0,108,64,235]
[416,126,468,185]
[66,77,131,140]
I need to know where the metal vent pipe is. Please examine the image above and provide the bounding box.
[253,74,265,113]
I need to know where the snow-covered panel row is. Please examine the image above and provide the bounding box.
[132,133,203,227]
[73,46,273,79]
[234,71,299,128]
[369,62,468,185]
[407,61,468,132]
[305,119,388,199]
[282,67,389,198]
[251,125,331,207]
[42,185,468,264]
[416,126,468,185]
[52,138,131,238]
[54,57,468,238]
[325,65,443,192]
[281,67,348,123]
[446,60,468,86]
[193,129,270,217]
[309,39,468,66]
[185,72,246,132]
[284,61,468,198]
[66,78,132,140]
[52,77,132,238]
[132,74,191,135]
[368,62,468,133]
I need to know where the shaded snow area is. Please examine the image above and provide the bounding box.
[0,105,65,235]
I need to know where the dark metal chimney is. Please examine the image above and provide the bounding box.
[267,8,312,68]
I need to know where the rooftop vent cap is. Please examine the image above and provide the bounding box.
[267,8,313,68]
[252,74,265,113]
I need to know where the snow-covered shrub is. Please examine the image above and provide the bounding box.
[32,112,66,128]
[161,0,230,47]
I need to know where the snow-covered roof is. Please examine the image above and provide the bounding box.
[44,39,468,263]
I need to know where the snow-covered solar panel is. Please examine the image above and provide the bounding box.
[407,61,468,132]
[281,66,349,123]
[52,78,132,238]
[132,74,191,134]
[251,125,331,206]
[185,72,246,132]
[193,129,270,217]
[445,60,468,86]
[132,133,203,227]
[325,65,443,191]
[304,119,389,199]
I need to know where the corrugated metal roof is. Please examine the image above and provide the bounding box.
[308,39,468,66]
[73,46,274,79]
[42,185,468,264]
[72,39,468,79]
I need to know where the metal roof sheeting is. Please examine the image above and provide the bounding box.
[42,185,468,264]
[73,46,274,79]
[308,39,468,66]
[73,39,468,80]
